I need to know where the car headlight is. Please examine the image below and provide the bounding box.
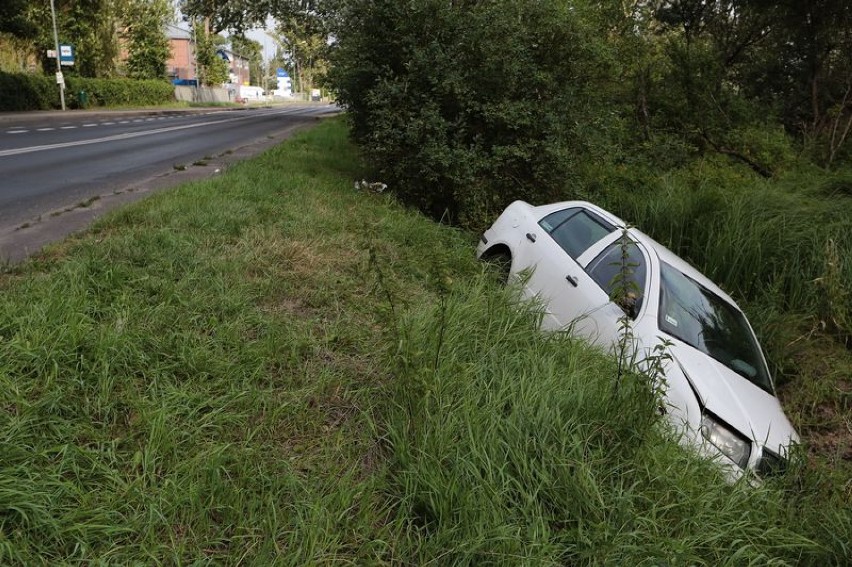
[700,413,751,470]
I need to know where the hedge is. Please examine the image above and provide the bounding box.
[0,72,175,111]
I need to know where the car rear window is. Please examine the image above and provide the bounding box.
[539,208,615,259]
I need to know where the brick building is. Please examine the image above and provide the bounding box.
[166,24,196,82]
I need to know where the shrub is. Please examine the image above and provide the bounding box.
[0,71,56,110]
[66,77,174,108]
[0,72,174,110]
[329,0,618,228]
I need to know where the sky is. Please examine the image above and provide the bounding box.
[242,18,279,62]
[172,2,279,62]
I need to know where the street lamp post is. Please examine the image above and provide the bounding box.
[49,0,66,111]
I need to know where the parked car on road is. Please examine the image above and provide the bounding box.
[476,200,799,479]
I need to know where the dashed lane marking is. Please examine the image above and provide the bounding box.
[0,112,266,157]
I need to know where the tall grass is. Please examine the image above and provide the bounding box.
[382,277,851,565]
[590,160,852,476]
[0,119,418,564]
[0,118,848,564]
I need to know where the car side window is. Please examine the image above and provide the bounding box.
[539,208,615,259]
[586,238,648,318]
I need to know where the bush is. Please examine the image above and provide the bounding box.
[0,71,56,110]
[329,0,618,228]
[66,77,174,108]
[0,72,174,110]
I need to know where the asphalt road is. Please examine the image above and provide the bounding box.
[0,104,338,230]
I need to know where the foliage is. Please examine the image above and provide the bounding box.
[229,35,263,86]
[274,7,330,96]
[0,71,174,110]
[179,0,336,34]
[123,0,172,80]
[26,0,123,78]
[193,22,229,87]
[66,77,175,108]
[0,71,56,110]
[650,0,852,168]
[328,0,618,226]
[0,0,36,39]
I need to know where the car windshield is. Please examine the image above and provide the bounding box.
[658,263,773,393]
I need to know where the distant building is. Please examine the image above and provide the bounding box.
[216,48,250,86]
[166,24,196,82]
[273,68,292,98]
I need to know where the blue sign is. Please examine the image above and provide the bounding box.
[276,67,288,78]
[59,44,74,66]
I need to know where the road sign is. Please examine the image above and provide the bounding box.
[55,71,64,86]
[59,44,74,66]
[47,49,57,58]
[276,67,288,78]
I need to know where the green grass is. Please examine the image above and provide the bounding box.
[594,164,852,475]
[0,118,849,564]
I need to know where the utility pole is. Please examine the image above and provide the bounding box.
[49,0,66,111]
[191,19,200,100]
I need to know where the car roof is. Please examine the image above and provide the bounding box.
[527,200,739,308]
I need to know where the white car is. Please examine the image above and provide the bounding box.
[476,200,798,478]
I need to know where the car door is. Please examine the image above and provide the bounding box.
[514,206,618,337]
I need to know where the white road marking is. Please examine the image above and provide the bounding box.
[36,127,55,132]
[0,107,327,156]
[133,119,143,122]
[0,111,284,158]
[118,120,130,124]
[83,123,98,127]
[60,126,77,130]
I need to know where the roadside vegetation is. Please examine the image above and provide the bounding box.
[0,119,850,564]
[325,0,852,477]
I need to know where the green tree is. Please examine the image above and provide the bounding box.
[328,0,617,226]
[0,0,36,39]
[230,35,263,86]
[26,0,121,77]
[124,0,172,80]
[650,0,852,167]
[193,21,229,86]
[274,11,327,96]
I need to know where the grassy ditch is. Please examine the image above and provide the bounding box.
[587,162,852,471]
[0,118,849,564]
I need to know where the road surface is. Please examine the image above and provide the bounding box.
[0,104,338,261]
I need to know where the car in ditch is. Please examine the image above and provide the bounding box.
[476,200,798,479]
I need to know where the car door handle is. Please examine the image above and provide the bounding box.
[565,275,578,287]
[526,232,537,242]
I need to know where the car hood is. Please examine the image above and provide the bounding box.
[669,342,799,455]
